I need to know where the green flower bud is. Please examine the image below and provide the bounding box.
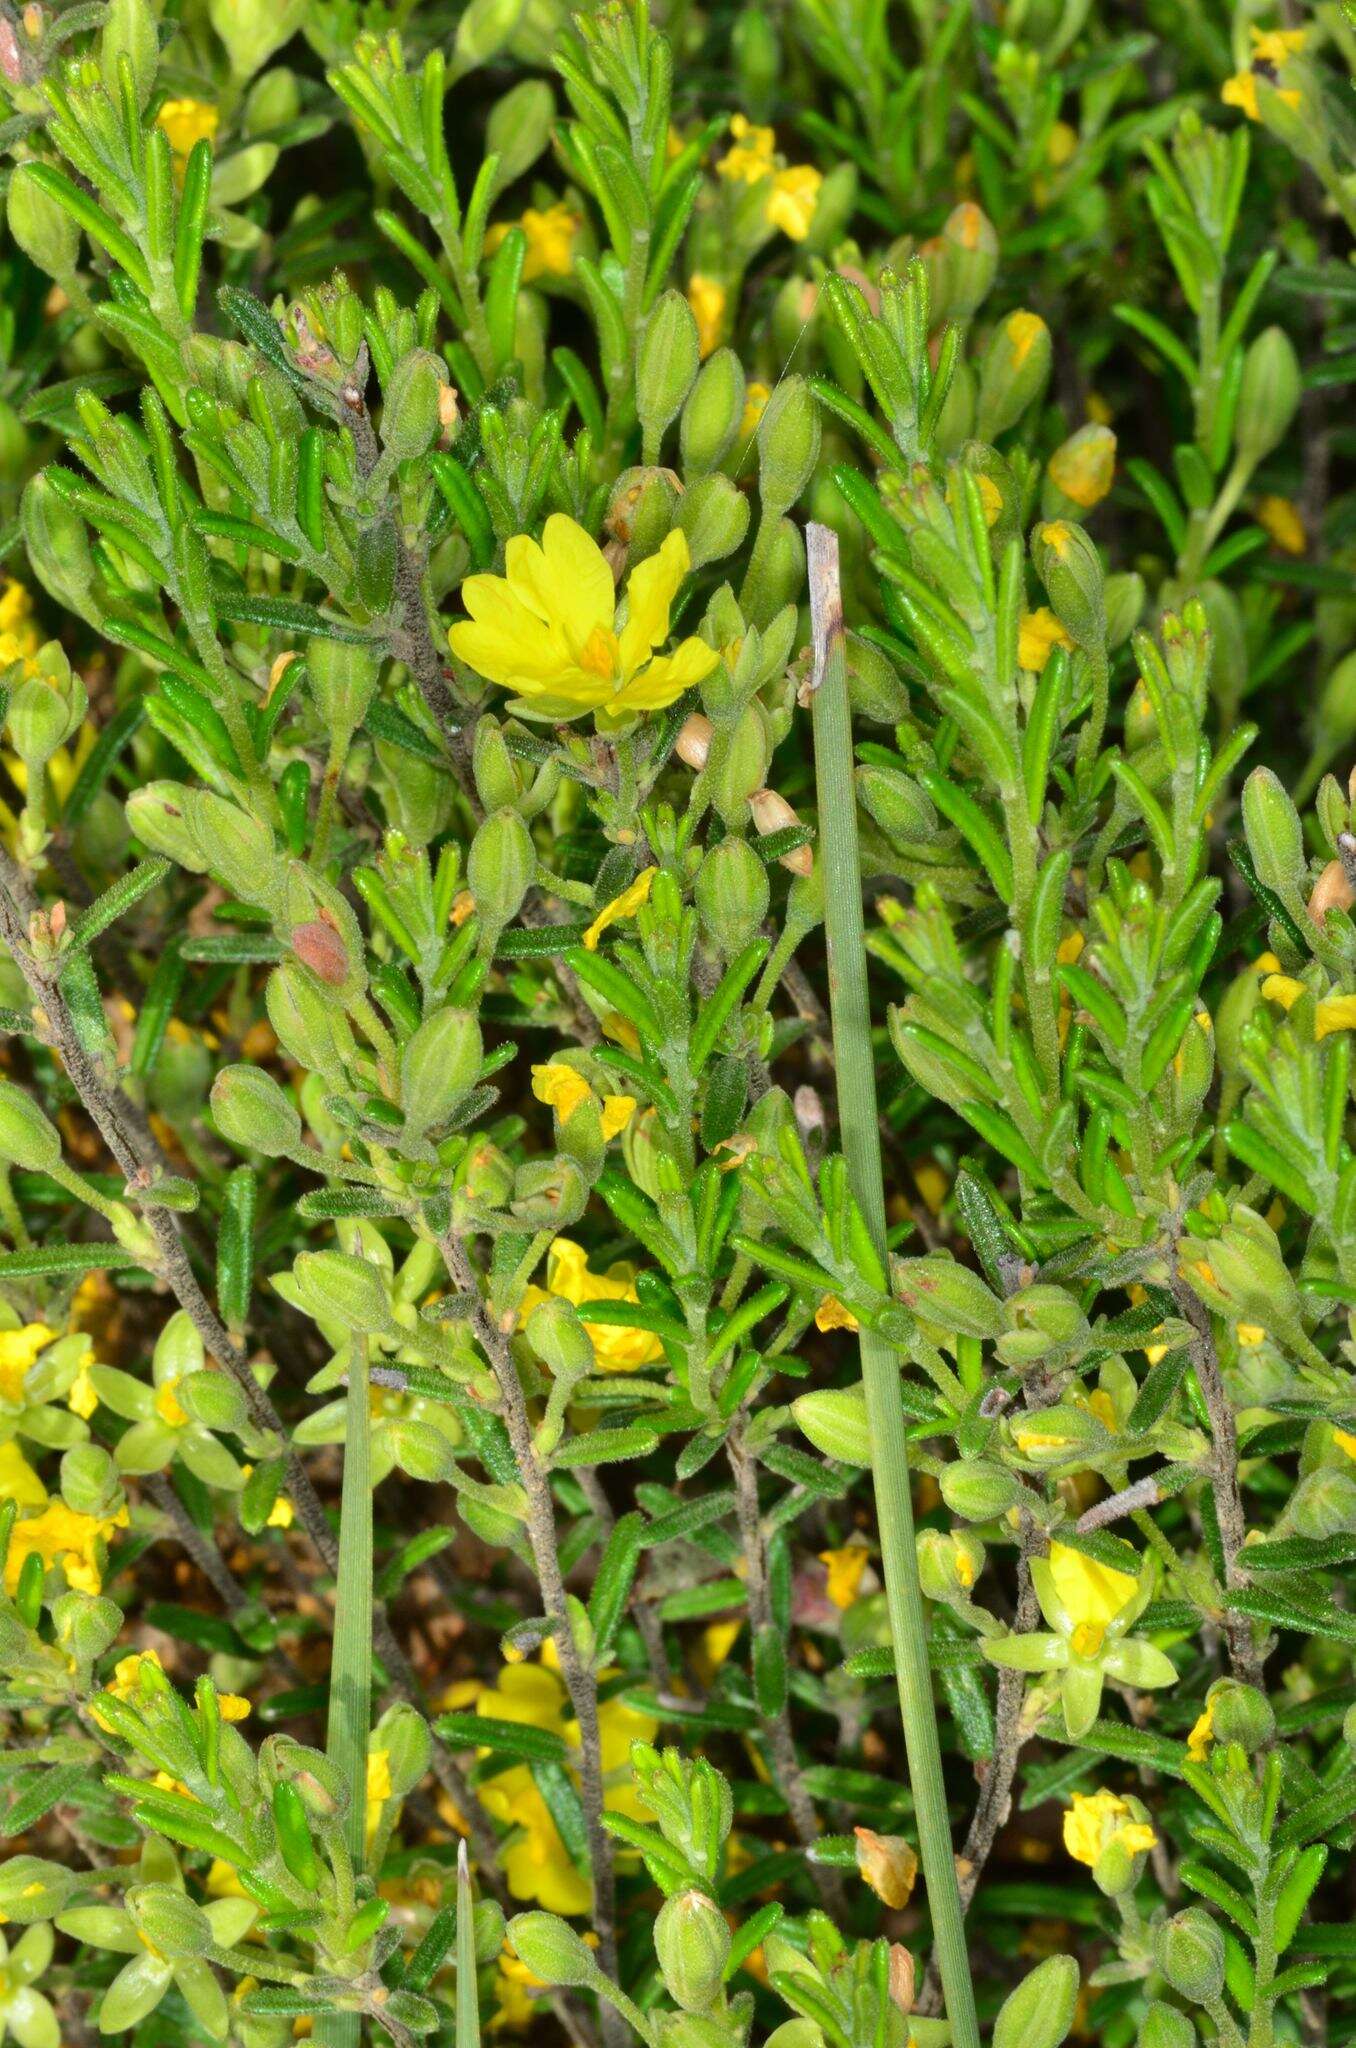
[708,703,774,826]
[638,290,701,456]
[0,1080,62,1172]
[486,79,555,188]
[292,1250,395,1336]
[678,473,750,570]
[1031,520,1105,651]
[896,1254,1003,1339]
[381,350,446,464]
[695,837,769,959]
[1235,327,1301,467]
[60,1445,121,1517]
[464,1138,515,1208]
[401,1007,482,1133]
[187,793,282,909]
[1205,1679,1275,1753]
[1241,766,1304,907]
[681,349,746,475]
[468,808,535,935]
[307,639,378,739]
[1137,2002,1197,2048]
[179,1371,250,1435]
[259,1736,346,1816]
[100,0,159,106]
[731,4,779,111]
[126,783,209,871]
[211,1066,302,1157]
[757,376,820,518]
[126,1885,212,1961]
[939,1459,1024,1522]
[976,310,1051,440]
[526,1296,595,1380]
[1156,1909,1225,2004]
[1315,651,1356,761]
[1103,572,1145,650]
[508,1912,598,1988]
[21,474,96,623]
[509,1156,588,1228]
[370,1702,431,1796]
[472,716,521,812]
[857,762,940,848]
[454,0,525,69]
[0,1858,76,1924]
[7,162,82,280]
[917,1527,985,1600]
[792,1387,871,1466]
[765,2026,826,2048]
[6,649,86,767]
[654,1891,731,2014]
[51,1592,123,1666]
[266,959,358,1085]
[1288,1465,1356,1540]
[846,633,910,724]
[992,1955,1079,2048]
[936,202,999,321]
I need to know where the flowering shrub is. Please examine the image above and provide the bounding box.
[0,2,1354,2047]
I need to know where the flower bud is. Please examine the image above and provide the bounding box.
[678,472,750,570]
[6,648,86,768]
[0,1857,75,1923]
[750,787,813,874]
[1205,1679,1275,1753]
[857,762,939,848]
[1235,327,1301,467]
[846,633,910,724]
[0,1079,62,1172]
[307,638,378,739]
[126,783,208,871]
[401,1007,482,1133]
[654,1891,731,2013]
[7,163,83,283]
[792,1387,871,1466]
[526,1296,595,1380]
[939,1459,1024,1522]
[51,1591,122,1666]
[292,1250,395,1336]
[188,793,281,908]
[179,1371,250,1435]
[1138,2003,1197,2048]
[1241,766,1304,906]
[472,716,521,812]
[508,1912,598,1988]
[675,713,713,771]
[709,705,773,822]
[757,376,820,518]
[695,837,769,958]
[60,1444,120,1517]
[381,350,446,464]
[467,808,535,934]
[992,1955,1079,2048]
[370,1702,432,1796]
[976,311,1051,440]
[936,202,999,320]
[917,1527,985,1600]
[765,2026,825,2048]
[211,1066,302,1157]
[127,1884,212,1960]
[259,1737,346,1816]
[266,959,358,1084]
[1031,520,1105,651]
[464,1138,515,1208]
[1043,424,1116,516]
[638,290,701,454]
[1156,1909,1225,2004]
[509,1156,589,1228]
[21,473,96,622]
[681,348,745,475]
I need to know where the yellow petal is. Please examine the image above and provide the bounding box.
[531,1063,593,1124]
[618,531,690,679]
[583,867,656,950]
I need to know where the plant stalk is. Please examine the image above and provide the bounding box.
[806,521,980,2048]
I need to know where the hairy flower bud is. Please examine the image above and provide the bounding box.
[0,1079,62,1172]
[508,1912,598,1987]
[211,1065,302,1157]
[977,310,1051,440]
[401,1007,482,1133]
[1156,1909,1225,2004]
[654,1890,731,2013]
[695,836,769,958]
[681,348,745,475]
[638,290,701,454]
[992,1955,1079,2048]
[1235,327,1300,466]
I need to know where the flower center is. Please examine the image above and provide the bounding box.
[577,625,618,681]
[1071,1621,1105,1659]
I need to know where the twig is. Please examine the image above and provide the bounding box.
[729,1423,844,1914]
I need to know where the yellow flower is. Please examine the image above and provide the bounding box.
[0,1439,47,1508]
[814,1296,859,1334]
[449,518,718,725]
[491,1952,547,2032]
[1005,310,1047,368]
[4,1498,129,1594]
[718,114,776,184]
[1315,995,1356,1039]
[67,1344,99,1422]
[686,274,727,358]
[154,1377,190,1427]
[0,1322,55,1405]
[105,1649,165,1701]
[366,1747,393,1843]
[0,581,42,677]
[975,475,1003,528]
[1222,31,1305,122]
[156,98,220,166]
[1048,425,1116,510]
[739,380,771,444]
[1063,1790,1156,1866]
[765,164,822,242]
[532,1064,636,1138]
[582,866,656,951]
[820,1543,869,1609]
[1334,1428,1356,1461]
[520,1238,664,1370]
[1018,608,1073,673]
[1047,1541,1138,1659]
[486,202,581,283]
[1261,972,1305,1012]
[1254,495,1305,555]
[1187,1700,1215,1761]
[1046,121,1078,168]
[1038,520,1076,561]
[469,1655,658,1911]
